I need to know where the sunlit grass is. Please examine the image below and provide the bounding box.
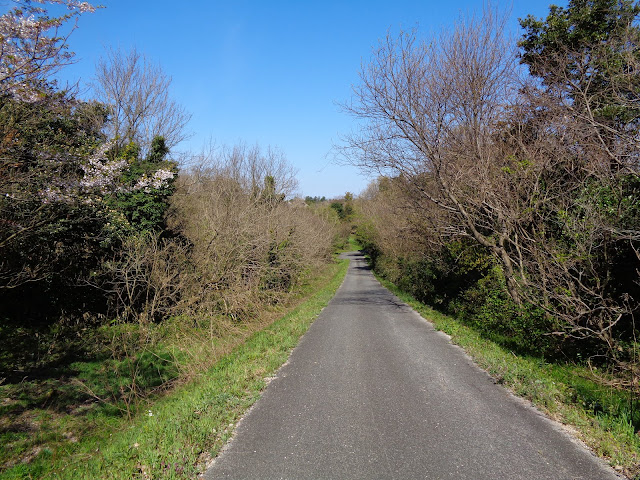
[0,258,349,479]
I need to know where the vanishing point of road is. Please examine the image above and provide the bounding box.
[204,251,620,480]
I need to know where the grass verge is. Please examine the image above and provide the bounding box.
[338,236,362,253]
[376,276,640,480]
[1,258,349,479]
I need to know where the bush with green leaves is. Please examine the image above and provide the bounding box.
[104,137,178,235]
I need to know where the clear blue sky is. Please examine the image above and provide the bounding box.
[5,0,564,198]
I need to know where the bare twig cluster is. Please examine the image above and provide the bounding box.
[92,47,192,156]
[106,143,334,325]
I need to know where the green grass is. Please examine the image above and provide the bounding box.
[377,276,640,479]
[344,236,362,252]
[332,232,361,254]
[0,258,349,479]
[9,249,635,478]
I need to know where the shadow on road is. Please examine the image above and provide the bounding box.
[331,291,406,308]
[333,252,407,309]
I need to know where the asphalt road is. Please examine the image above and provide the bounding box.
[203,251,620,480]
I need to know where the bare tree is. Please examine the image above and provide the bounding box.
[92,47,191,156]
[184,142,299,200]
[166,142,329,319]
[341,7,524,301]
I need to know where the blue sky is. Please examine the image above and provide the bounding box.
[6,0,564,198]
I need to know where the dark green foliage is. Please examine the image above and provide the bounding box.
[519,0,640,76]
[329,192,355,222]
[519,0,640,123]
[330,201,345,219]
[111,189,170,233]
[105,138,177,234]
[146,136,169,163]
[453,267,554,356]
[582,176,640,335]
[370,240,491,307]
[370,240,560,356]
[0,92,112,325]
[304,195,326,204]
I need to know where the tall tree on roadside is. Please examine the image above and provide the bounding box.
[0,0,100,298]
[513,0,640,356]
[92,48,192,157]
[520,0,640,157]
[0,1,179,325]
[341,7,524,302]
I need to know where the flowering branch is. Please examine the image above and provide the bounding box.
[0,0,97,95]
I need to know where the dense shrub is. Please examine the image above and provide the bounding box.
[366,236,560,357]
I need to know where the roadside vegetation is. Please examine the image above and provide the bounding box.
[1,257,348,479]
[0,1,348,477]
[345,1,640,477]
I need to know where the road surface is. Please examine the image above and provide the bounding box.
[203,251,619,479]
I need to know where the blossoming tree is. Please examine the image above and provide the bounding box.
[0,1,180,326]
[0,0,96,95]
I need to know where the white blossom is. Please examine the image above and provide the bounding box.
[40,186,74,204]
[0,1,96,93]
[36,138,175,205]
[133,168,176,191]
[79,141,130,192]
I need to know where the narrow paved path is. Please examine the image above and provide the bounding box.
[204,252,619,479]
